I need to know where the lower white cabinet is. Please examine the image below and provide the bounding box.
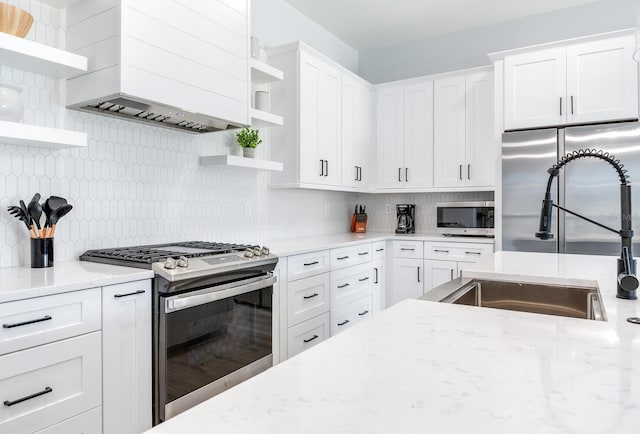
[389,257,424,306]
[34,407,102,434]
[372,258,385,313]
[422,241,494,293]
[330,295,371,336]
[0,332,102,434]
[102,281,152,434]
[424,259,458,292]
[287,312,330,358]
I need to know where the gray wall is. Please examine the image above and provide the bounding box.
[358,0,638,84]
[251,0,359,72]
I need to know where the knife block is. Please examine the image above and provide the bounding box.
[351,213,367,233]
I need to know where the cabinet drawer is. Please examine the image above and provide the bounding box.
[330,295,372,336]
[392,240,423,259]
[424,242,493,262]
[0,288,101,356]
[287,312,330,358]
[330,262,373,308]
[330,243,372,269]
[33,406,102,434]
[0,332,102,434]
[372,241,386,259]
[288,274,330,326]
[288,250,330,281]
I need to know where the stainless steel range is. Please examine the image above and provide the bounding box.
[80,241,278,425]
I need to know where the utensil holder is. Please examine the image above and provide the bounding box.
[31,238,53,268]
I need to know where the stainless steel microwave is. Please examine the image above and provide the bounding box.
[436,201,495,237]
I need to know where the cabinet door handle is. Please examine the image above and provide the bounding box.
[405,168,408,183]
[571,95,574,114]
[375,248,384,252]
[4,387,53,407]
[465,251,482,255]
[400,247,415,251]
[398,167,401,182]
[337,283,350,289]
[459,164,463,180]
[337,256,349,260]
[355,166,359,181]
[324,160,328,177]
[303,293,319,299]
[451,269,454,280]
[319,159,324,176]
[374,267,379,284]
[358,277,369,282]
[358,310,369,316]
[303,261,319,266]
[114,290,145,298]
[3,315,52,329]
[467,164,471,180]
[434,249,449,253]
[338,320,350,326]
[358,166,362,181]
[358,252,369,256]
[560,97,563,116]
[303,334,319,343]
[417,266,421,283]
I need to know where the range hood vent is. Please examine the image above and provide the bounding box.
[80,97,239,134]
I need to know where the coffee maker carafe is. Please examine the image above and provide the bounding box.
[396,204,415,234]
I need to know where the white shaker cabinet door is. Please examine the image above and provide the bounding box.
[376,85,405,189]
[342,77,371,189]
[299,51,324,185]
[102,281,152,434]
[403,80,434,189]
[465,70,495,187]
[389,258,424,306]
[317,61,342,186]
[434,75,466,187]
[424,260,458,294]
[372,259,386,314]
[504,47,566,130]
[566,36,638,125]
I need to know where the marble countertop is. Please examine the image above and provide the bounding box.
[267,231,494,257]
[0,261,154,303]
[144,251,640,434]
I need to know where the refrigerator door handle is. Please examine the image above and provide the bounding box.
[560,97,563,116]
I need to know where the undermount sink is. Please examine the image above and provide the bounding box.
[435,279,607,321]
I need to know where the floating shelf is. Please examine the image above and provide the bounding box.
[0,32,87,78]
[250,59,284,85]
[0,120,87,149]
[250,108,283,128]
[199,155,283,171]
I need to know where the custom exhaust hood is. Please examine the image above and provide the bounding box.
[66,0,250,133]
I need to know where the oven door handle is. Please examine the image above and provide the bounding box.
[165,275,276,313]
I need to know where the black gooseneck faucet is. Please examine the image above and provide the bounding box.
[535,149,639,300]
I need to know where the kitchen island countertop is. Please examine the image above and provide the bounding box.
[144,251,640,434]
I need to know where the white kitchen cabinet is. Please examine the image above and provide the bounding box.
[372,258,386,313]
[33,407,102,434]
[389,258,423,306]
[287,312,330,358]
[342,75,373,188]
[330,262,372,308]
[503,35,638,130]
[422,241,494,293]
[287,273,330,326]
[424,260,458,293]
[377,80,434,189]
[102,281,152,434]
[330,295,372,336]
[434,70,494,188]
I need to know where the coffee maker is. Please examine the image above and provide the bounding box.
[396,204,415,234]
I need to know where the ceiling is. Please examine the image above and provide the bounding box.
[284,0,604,50]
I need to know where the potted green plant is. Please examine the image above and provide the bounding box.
[236,128,262,158]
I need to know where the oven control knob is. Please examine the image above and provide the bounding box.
[164,258,177,269]
[253,247,263,257]
[244,249,254,258]
[261,246,270,256]
[177,256,189,268]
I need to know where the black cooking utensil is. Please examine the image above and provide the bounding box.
[7,206,31,231]
[19,200,37,237]
[28,194,43,232]
[48,204,72,237]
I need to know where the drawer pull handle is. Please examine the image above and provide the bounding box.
[375,248,384,252]
[465,251,482,255]
[303,293,319,299]
[114,290,146,298]
[358,310,369,316]
[3,315,52,329]
[358,277,369,282]
[303,334,319,343]
[337,283,350,289]
[374,268,379,284]
[4,387,53,407]
[434,249,450,253]
[337,256,350,260]
[400,248,415,251]
[337,320,350,326]
[303,261,319,266]
[358,252,369,256]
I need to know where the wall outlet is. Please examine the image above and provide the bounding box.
[385,204,393,215]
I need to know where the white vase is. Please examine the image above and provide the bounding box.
[255,91,269,111]
[0,84,23,122]
[243,147,255,158]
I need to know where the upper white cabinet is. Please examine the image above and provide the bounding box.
[377,80,434,190]
[503,34,638,130]
[269,42,374,191]
[434,69,494,188]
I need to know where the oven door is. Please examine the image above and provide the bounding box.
[156,275,275,423]
[436,202,495,236]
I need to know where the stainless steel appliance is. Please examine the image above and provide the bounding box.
[396,204,415,234]
[436,201,495,237]
[502,122,640,255]
[80,241,277,425]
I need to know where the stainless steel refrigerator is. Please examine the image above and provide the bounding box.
[502,121,640,255]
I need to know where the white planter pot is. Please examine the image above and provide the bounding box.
[0,84,23,122]
[243,147,256,158]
